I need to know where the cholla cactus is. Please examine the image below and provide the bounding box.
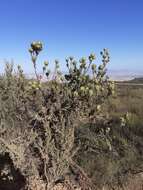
[0,42,115,190]
[29,41,43,55]
[27,42,115,187]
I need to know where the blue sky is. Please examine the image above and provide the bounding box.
[0,0,143,74]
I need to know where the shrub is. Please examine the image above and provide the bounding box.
[0,42,114,189]
[74,112,143,189]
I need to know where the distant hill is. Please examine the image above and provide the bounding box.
[115,77,143,86]
[128,77,143,83]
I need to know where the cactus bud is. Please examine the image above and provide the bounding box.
[85,87,89,92]
[44,61,49,66]
[89,89,93,96]
[80,86,85,92]
[46,70,50,77]
[98,65,104,70]
[89,53,96,61]
[74,91,78,97]
[92,64,96,71]
[96,105,101,112]
[31,41,43,52]
[29,48,33,54]
[80,57,86,64]
[95,85,100,91]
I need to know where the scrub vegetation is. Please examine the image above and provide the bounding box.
[0,42,142,190]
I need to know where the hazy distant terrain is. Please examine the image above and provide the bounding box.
[25,70,143,81]
[108,70,143,81]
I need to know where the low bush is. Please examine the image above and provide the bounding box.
[0,42,114,189]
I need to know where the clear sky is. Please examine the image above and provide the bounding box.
[0,0,143,74]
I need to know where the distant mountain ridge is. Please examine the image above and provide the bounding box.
[108,70,143,81]
[128,77,143,83]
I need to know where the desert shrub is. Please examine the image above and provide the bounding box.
[0,42,114,189]
[75,114,143,189]
[73,73,143,189]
